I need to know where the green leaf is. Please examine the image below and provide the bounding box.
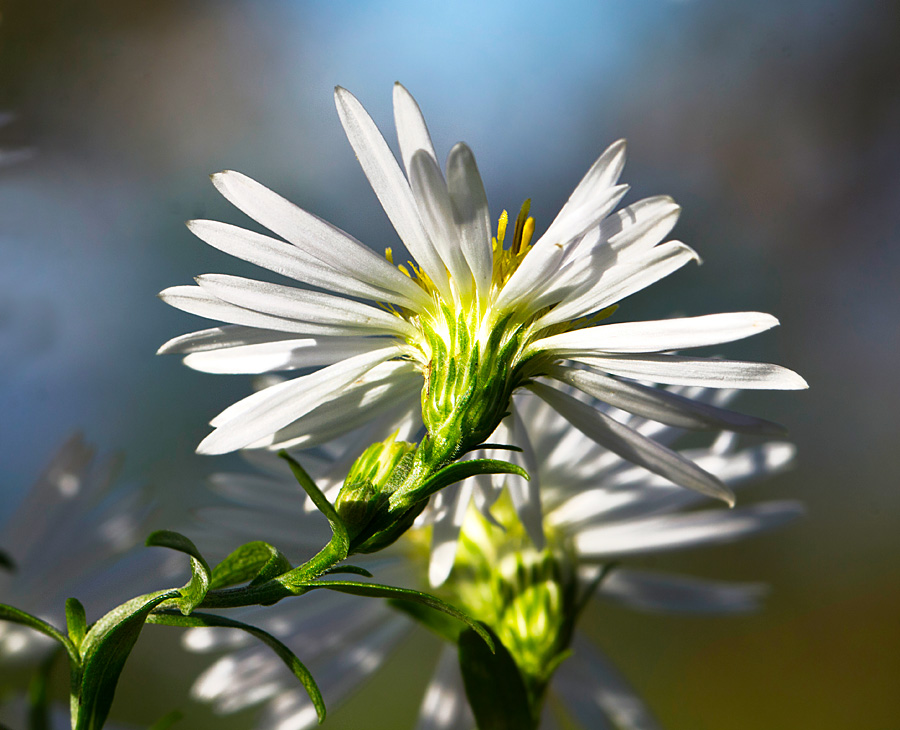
[147,709,184,730]
[66,598,87,650]
[418,459,529,502]
[0,603,78,665]
[77,590,180,730]
[209,541,292,590]
[0,548,15,572]
[306,580,494,652]
[388,598,467,644]
[320,565,373,578]
[146,530,211,615]
[147,609,325,724]
[459,625,535,730]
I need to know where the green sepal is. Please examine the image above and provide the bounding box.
[27,649,58,730]
[77,589,180,730]
[0,603,78,665]
[209,541,292,590]
[146,530,211,615]
[459,624,536,730]
[147,609,325,724]
[66,597,87,650]
[303,580,493,652]
[388,598,467,644]
[0,548,15,572]
[417,459,529,502]
[319,565,373,578]
[461,443,524,455]
[147,709,183,730]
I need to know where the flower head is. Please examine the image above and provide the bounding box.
[159,83,806,508]
[185,391,801,729]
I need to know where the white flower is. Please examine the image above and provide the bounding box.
[0,434,166,664]
[185,391,802,729]
[159,83,806,509]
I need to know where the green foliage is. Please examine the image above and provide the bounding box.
[66,597,87,650]
[147,710,183,730]
[209,541,292,590]
[148,609,326,724]
[145,531,211,615]
[459,624,536,730]
[0,603,78,664]
[0,548,15,572]
[416,458,529,502]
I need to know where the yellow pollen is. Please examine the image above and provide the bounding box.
[385,247,394,264]
[497,210,509,245]
[521,217,535,250]
[512,199,531,255]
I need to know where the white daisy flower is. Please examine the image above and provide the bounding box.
[184,391,801,729]
[0,434,170,664]
[159,83,806,508]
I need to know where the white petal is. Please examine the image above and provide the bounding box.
[570,353,809,389]
[157,325,296,356]
[183,336,390,374]
[259,362,421,451]
[198,346,400,454]
[159,285,359,336]
[446,143,493,299]
[536,241,700,328]
[506,406,545,549]
[409,150,473,296]
[600,569,768,614]
[195,274,417,339]
[206,173,431,309]
[428,481,473,586]
[539,139,628,248]
[553,635,663,730]
[334,87,452,299]
[530,381,734,504]
[415,645,473,730]
[393,82,438,178]
[598,195,681,258]
[576,500,804,557]
[187,218,425,309]
[530,312,781,356]
[551,365,787,435]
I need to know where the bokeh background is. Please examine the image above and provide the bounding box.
[1,0,898,728]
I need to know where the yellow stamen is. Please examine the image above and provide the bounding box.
[521,217,535,250]
[497,210,509,245]
[385,247,394,264]
[512,199,531,254]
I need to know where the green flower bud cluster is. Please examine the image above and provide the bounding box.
[445,496,579,706]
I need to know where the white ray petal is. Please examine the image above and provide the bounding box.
[446,142,493,299]
[393,82,438,178]
[206,173,430,309]
[334,86,452,299]
[553,635,663,730]
[195,274,417,339]
[530,312,781,357]
[569,353,809,389]
[198,346,400,454]
[415,645,473,730]
[551,365,787,435]
[159,285,368,337]
[409,150,473,296]
[536,241,700,328]
[576,500,804,557]
[157,325,296,356]
[183,336,389,374]
[599,569,768,614]
[428,480,474,587]
[530,381,734,505]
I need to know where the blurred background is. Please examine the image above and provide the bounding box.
[1,0,898,727]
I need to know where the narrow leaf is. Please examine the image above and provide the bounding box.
[388,598,467,644]
[320,565,373,578]
[66,597,87,650]
[459,625,535,730]
[209,541,292,590]
[147,609,325,724]
[146,530,211,615]
[306,580,493,652]
[27,650,58,730]
[0,604,77,664]
[78,590,180,730]
[417,459,529,502]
